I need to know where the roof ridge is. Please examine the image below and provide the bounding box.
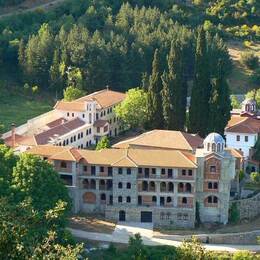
[226,116,248,129]
[178,150,197,167]
[180,132,193,151]
[49,146,77,161]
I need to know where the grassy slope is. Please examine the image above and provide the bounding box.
[0,88,53,132]
[228,41,260,94]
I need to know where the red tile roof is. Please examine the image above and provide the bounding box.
[225,116,260,134]
[34,118,85,145]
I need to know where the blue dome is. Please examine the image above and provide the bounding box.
[204,133,225,153]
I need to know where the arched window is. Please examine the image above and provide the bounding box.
[160,182,166,192]
[212,143,216,152]
[90,179,96,189]
[213,196,218,203]
[142,181,148,191]
[150,181,155,191]
[217,143,221,152]
[168,182,174,192]
[182,197,187,204]
[100,180,105,186]
[214,182,218,189]
[166,197,172,203]
[118,196,122,203]
[126,196,131,203]
[208,182,213,189]
[118,182,123,189]
[82,179,89,189]
[100,193,106,201]
[207,196,212,203]
[126,182,131,189]
[186,183,192,193]
[178,183,184,192]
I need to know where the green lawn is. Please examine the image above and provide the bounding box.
[0,89,54,132]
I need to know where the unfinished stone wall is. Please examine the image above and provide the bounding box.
[230,192,260,220]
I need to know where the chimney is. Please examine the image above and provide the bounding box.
[11,123,16,147]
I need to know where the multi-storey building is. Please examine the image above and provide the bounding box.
[3,88,125,152]
[27,131,236,227]
[225,98,260,172]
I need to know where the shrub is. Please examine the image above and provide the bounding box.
[229,203,240,224]
[241,52,259,70]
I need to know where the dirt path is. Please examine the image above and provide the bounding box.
[0,0,65,18]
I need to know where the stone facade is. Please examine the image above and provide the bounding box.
[28,132,236,228]
[230,192,260,220]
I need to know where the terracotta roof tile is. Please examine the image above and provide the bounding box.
[225,116,260,134]
[28,146,197,168]
[46,117,67,128]
[113,130,203,151]
[54,101,86,112]
[77,89,126,109]
[34,118,85,145]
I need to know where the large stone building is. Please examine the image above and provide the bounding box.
[27,131,236,228]
[3,88,125,152]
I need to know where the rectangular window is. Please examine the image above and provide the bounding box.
[210,166,216,173]
[152,168,156,174]
[236,135,240,141]
[100,166,104,172]
[245,136,248,142]
[91,166,96,176]
[161,168,165,175]
[118,168,122,174]
[127,168,131,175]
[83,165,87,172]
[182,169,186,176]
[108,167,112,176]
[138,168,143,174]
[104,125,108,132]
[188,170,193,176]
[60,174,72,186]
[60,161,67,168]
[97,127,100,133]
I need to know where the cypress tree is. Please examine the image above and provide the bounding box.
[169,41,187,131]
[208,59,231,135]
[189,27,211,137]
[161,71,174,129]
[147,49,164,129]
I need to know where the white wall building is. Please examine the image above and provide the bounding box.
[3,88,126,152]
[225,99,260,159]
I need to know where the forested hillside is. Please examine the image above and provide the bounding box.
[0,0,258,106]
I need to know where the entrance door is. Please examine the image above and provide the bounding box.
[141,211,152,223]
[119,210,126,221]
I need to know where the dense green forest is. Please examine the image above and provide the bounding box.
[0,0,25,7]
[0,0,258,93]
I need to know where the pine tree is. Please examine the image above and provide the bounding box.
[189,27,211,137]
[146,49,164,129]
[208,59,231,135]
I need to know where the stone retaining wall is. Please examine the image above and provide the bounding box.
[155,230,260,245]
[230,192,260,220]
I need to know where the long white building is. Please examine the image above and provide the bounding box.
[3,88,126,152]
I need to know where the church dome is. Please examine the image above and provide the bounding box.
[242,98,257,113]
[203,133,225,153]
